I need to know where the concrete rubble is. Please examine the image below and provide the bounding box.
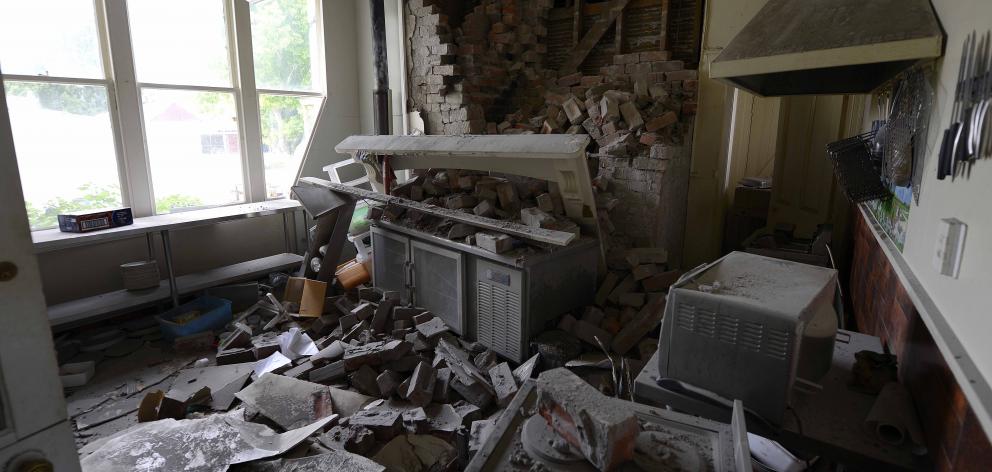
[75,277,645,472]
[64,229,669,472]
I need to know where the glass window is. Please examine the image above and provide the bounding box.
[4,82,122,230]
[2,0,328,229]
[129,0,245,213]
[0,0,104,79]
[0,0,120,231]
[141,89,244,212]
[250,0,319,92]
[259,94,320,199]
[128,0,233,87]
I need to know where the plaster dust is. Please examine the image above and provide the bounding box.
[234,374,336,430]
[686,252,836,314]
[525,369,716,471]
[79,409,335,472]
[491,414,716,471]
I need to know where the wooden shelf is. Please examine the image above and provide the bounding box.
[33,200,301,254]
[49,253,303,331]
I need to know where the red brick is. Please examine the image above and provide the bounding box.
[666,69,698,81]
[537,368,639,471]
[613,53,641,65]
[645,111,678,132]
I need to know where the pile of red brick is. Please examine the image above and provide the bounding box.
[499,53,697,161]
[407,0,699,161]
[558,246,676,360]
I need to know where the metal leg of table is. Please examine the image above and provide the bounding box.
[291,210,299,253]
[282,212,292,253]
[160,230,179,308]
[146,233,155,260]
[303,212,311,250]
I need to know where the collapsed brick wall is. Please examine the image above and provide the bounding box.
[668,0,701,66]
[405,0,698,266]
[406,0,552,135]
[544,0,701,72]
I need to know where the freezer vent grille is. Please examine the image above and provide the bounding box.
[675,302,791,360]
[477,280,522,361]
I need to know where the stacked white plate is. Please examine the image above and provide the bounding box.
[121,260,160,290]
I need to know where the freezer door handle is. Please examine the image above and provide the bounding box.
[405,260,416,304]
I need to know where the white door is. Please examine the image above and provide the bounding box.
[0,74,81,470]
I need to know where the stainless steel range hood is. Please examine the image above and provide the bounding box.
[710,0,943,97]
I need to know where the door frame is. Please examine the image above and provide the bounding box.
[0,71,81,469]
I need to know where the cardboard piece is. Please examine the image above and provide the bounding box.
[284,277,328,317]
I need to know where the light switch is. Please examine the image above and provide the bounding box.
[933,218,966,278]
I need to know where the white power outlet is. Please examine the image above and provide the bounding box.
[933,218,966,278]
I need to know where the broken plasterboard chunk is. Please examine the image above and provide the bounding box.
[488,362,518,407]
[79,409,335,471]
[234,374,336,430]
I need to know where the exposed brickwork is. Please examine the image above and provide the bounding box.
[850,211,992,470]
[667,0,701,66]
[405,0,697,263]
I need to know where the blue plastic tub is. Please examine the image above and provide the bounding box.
[156,296,232,340]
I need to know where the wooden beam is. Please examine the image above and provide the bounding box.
[615,8,624,54]
[659,0,670,51]
[572,0,583,47]
[558,0,633,74]
[298,177,578,247]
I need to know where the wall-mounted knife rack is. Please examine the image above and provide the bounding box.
[938,30,992,181]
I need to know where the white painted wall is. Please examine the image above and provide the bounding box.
[683,0,770,268]
[297,0,363,181]
[39,0,371,306]
[892,0,992,382]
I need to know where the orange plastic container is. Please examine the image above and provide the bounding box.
[335,258,370,289]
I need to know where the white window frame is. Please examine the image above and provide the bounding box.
[2,0,327,224]
[1,0,133,217]
[237,0,325,201]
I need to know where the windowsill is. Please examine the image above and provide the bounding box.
[32,199,302,254]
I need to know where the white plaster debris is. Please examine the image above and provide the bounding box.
[80,409,334,471]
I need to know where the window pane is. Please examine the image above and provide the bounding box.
[250,0,318,91]
[0,0,103,78]
[4,82,122,230]
[141,89,244,212]
[128,0,232,87]
[259,94,320,199]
